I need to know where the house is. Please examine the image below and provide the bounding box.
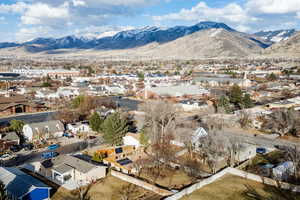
[272,161,294,181]
[0,167,51,200]
[193,75,252,88]
[23,120,64,142]
[178,99,210,112]
[2,132,20,145]
[171,127,208,149]
[234,144,257,163]
[94,146,140,174]
[123,133,140,147]
[67,121,91,134]
[138,85,209,100]
[0,94,47,116]
[39,155,106,187]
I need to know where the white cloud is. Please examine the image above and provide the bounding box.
[0,2,28,14]
[72,0,86,7]
[15,26,53,42]
[20,3,69,25]
[236,25,251,32]
[153,2,258,25]
[246,0,300,14]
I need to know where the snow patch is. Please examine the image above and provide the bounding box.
[271,36,284,43]
[209,29,222,37]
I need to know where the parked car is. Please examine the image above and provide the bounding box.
[41,152,59,159]
[10,145,22,152]
[256,147,267,154]
[63,132,74,138]
[48,144,60,150]
[22,143,34,151]
[0,153,15,161]
[88,136,96,140]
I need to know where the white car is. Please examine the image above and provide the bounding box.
[0,154,15,161]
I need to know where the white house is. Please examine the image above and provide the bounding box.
[171,127,208,149]
[23,120,64,142]
[123,133,140,147]
[272,161,294,181]
[178,100,209,112]
[39,155,107,189]
[235,144,257,163]
[67,122,91,135]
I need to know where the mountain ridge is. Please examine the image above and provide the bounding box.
[0,21,269,53]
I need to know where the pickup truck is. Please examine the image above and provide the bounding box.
[41,152,59,159]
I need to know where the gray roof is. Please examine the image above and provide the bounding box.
[148,85,209,97]
[0,167,50,198]
[194,77,247,84]
[51,155,103,174]
[2,132,19,141]
[27,120,64,134]
[53,164,74,174]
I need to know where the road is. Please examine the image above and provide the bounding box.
[1,136,104,167]
[218,128,300,148]
[0,111,58,126]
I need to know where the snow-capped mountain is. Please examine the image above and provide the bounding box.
[0,21,270,53]
[254,29,296,43]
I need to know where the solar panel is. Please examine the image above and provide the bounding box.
[115,147,123,154]
[117,158,132,166]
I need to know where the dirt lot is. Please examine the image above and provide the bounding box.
[180,175,300,200]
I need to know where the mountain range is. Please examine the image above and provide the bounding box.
[0,21,298,58]
[253,29,296,43]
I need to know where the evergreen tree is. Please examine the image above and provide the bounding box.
[267,73,278,81]
[242,93,254,108]
[89,112,103,133]
[229,84,243,106]
[218,95,231,113]
[0,180,8,200]
[139,128,149,145]
[101,112,128,146]
[71,95,85,109]
[137,72,144,81]
[9,120,25,134]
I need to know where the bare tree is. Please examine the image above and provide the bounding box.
[226,137,243,167]
[55,109,80,125]
[198,132,229,173]
[139,100,177,144]
[262,108,300,136]
[238,111,252,129]
[286,145,300,181]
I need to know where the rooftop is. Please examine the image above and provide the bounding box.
[0,167,50,198]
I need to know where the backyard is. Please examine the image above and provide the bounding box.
[180,175,300,200]
[52,174,161,200]
[138,166,194,190]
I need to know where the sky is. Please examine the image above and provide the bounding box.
[0,0,299,42]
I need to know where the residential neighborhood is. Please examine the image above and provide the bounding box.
[0,1,300,199]
[0,57,299,200]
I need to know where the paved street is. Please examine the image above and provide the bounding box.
[0,111,58,126]
[218,128,300,148]
[0,136,104,167]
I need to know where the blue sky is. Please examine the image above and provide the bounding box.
[0,0,299,42]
